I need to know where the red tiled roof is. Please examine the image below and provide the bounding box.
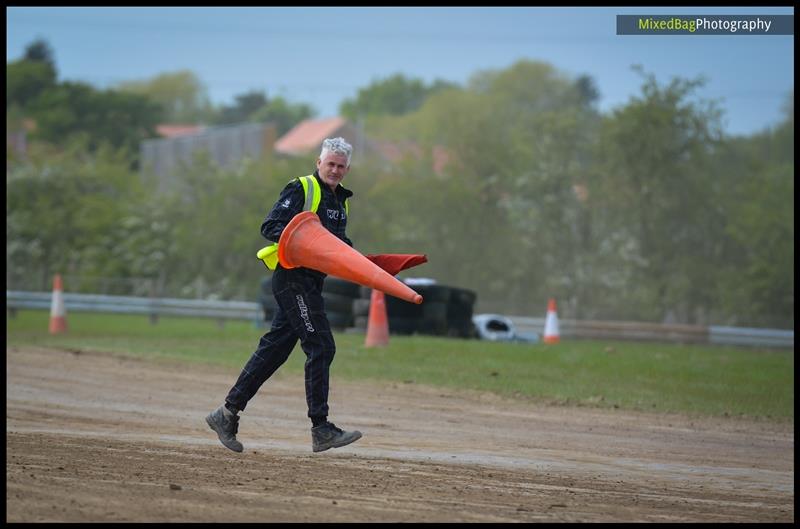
[156,124,205,138]
[274,117,347,155]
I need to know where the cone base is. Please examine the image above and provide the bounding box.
[49,317,68,334]
[365,331,389,347]
[543,336,560,344]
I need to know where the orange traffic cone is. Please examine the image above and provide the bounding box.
[49,274,68,334]
[365,289,390,347]
[278,211,423,304]
[543,298,560,344]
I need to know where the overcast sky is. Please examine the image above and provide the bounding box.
[6,6,794,135]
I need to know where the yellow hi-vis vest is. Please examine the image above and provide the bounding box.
[256,175,349,270]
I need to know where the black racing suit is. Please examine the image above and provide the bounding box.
[225,171,353,424]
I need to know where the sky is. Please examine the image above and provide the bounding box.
[6,6,794,136]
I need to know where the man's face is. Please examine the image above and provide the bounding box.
[316,152,350,191]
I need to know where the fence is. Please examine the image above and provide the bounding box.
[502,316,793,348]
[6,290,794,349]
[139,122,277,187]
[6,291,261,326]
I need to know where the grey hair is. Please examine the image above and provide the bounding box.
[320,137,353,167]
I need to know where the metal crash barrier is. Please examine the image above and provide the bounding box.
[6,290,794,348]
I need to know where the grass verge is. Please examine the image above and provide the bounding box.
[6,310,794,420]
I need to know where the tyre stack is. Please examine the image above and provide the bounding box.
[352,282,477,338]
[446,286,478,338]
[412,284,451,336]
[352,290,372,332]
[258,276,361,331]
[321,277,361,330]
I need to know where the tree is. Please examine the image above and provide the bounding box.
[712,97,794,328]
[23,38,56,69]
[212,90,315,134]
[7,60,57,109]
[6,145,148,291]
[591,66,724,323]
[156,153,313,299]
[574,74,600,108]
[348,60,601,315]
[29,81,162,155]
[213,90,269,125]
[7,39,58,110]
[339,73,457,120]
[250,96,315,136]
[115,70,214,124]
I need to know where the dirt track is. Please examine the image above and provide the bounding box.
[6,345,794,522]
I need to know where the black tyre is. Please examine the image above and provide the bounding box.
[386,294,424,319]
[323,277,361,298]
[388,316,419,335]
[326,311,353,330]
[410,284,452,304]
[446,286,476,337]
[416,318,448,336]
[352,298,371,317]
[422,300,448,321]
[322,292,356,314]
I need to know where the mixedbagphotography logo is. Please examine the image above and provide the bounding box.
[617,14,794,35]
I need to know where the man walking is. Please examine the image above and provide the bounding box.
[206,137,362,453]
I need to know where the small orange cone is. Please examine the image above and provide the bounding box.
[365,289,390,347]
[49,274,68,334]
[543,298,560,344]
[278,211,423,304]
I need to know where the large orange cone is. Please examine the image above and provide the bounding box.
[543,298,560,344]
[365,289,389,347]
[278,211,423,304]
[49,274,68,334]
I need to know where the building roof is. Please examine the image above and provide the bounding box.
[156,124,206,138]
[274,117,348,155]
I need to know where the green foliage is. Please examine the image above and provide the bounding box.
[250,96,315,136]
[145,152,315,299]
[7,145,148,289]
[349,60,791,328]
[22,38,57,67]
[213,90,270,125]
[208,89,315,136]
[7,39,162,159]
[353,61,602,313]
[339,73,457,120]
[6,59,57,108]
[115,70,215,124]
[713,108,794,328]
[27,81,162,154]
[590,67,725,322]
[6,38,58,109]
